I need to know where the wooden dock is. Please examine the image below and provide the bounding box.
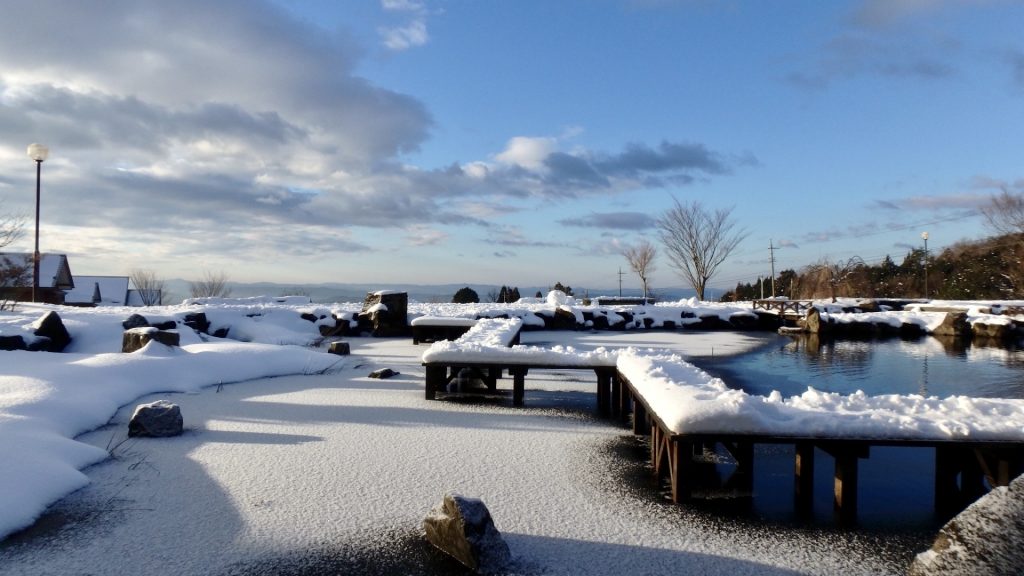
[617,371,1024,524]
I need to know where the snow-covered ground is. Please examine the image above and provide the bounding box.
[0,297,1017,575]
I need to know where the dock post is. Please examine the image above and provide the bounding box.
[795,442,815,515]
[510,367,528,407]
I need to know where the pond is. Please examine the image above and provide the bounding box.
[692,333,1024,400]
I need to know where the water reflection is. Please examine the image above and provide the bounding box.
[695,334,1024,400]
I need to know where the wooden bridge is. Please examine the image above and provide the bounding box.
[752,299,815,316]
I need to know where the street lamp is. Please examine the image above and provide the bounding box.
[27,143,49,303]
[921,231,929,300]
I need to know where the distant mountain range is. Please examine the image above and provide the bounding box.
[162,279,710,305]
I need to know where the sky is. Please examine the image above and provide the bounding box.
[0,0,1022,294]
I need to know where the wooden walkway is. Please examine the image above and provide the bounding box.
[618,371,1024,523]
[420,319,1024,522]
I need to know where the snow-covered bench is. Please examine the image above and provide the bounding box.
[410,316,479,345]
[615,349,1024,519]
[421,318,620,409]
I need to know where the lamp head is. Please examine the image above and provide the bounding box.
[921,231,929,241]
[27,143,49,162]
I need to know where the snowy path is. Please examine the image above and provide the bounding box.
[0,333,921,575]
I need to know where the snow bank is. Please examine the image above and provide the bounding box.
[0,304,344,540]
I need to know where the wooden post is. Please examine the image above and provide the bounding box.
[934,445,962,516]
[632,396,650,436]
[595,369,611,418]
[510,367,528,407]
[833,451,859,523]
[795,442,815,515]
[617,374,631,422]
[671,438,694,503]
[424,364,446,400]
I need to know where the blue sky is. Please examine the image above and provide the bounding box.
[0,1,1021,294]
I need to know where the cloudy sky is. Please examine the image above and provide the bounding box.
[1,0,1022,293]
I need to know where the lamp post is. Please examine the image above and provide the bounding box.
[921,231,929,300]
[27,143,49,303]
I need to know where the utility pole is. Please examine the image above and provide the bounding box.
[618,267,625,297]
[768,240,777,297]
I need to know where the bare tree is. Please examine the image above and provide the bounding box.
[1,203,24,251]
[622,240,657,300]
[801,256,866,302]
[657,198,747,301]
[130,268,165,306]
[189,270,232,298]
[0,205,27,310]
[981,188,1024,236]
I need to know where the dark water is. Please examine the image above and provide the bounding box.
[693,334,1024,400]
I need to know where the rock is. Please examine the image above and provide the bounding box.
[361,291,409,337]
[151,320,177,331]
[32,311,72,352]
[973,322,1011,340]
[857,299,881,313]
[300,312,319,323]
[122,314,149,330]
[909,474,1024,576]
[128,400,183,438]
[932,312,970,338]
[368,368,398,379]
[686,314,732,330]
[328,341,350,355]
[183,312,210,334]
[0,335,27,351]
[803,307,823,334]
[212,327,230,338]
[423,493,511,574]
[122,328,180,353]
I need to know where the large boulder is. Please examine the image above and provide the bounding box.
[0,335,27,351]
[122,327,181,353]
[932,312,970,338]
[183,312,211,335]
[122,314,150,330]
[128,400,183,438]
[361,291,409,337]
[423,493,511,574]
[32,311,72,352]
[909,474,1024,575]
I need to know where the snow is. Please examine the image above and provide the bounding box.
[1,296,1022,575]
[0,304,343,540]
[410,316,477,327]
[618,349,1024,440]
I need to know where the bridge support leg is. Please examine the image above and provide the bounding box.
[425,365,446,400]
[510,367,528,407]
[795,442,815,515]
[595,370,611,417]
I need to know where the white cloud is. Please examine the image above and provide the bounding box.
[406,225,448,246]
[494,136,558,172]
[380,19,429,51]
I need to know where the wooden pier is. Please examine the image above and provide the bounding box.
[618,371,1024,523]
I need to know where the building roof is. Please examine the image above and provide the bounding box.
[0,253,74,289]
[65,275,130,305]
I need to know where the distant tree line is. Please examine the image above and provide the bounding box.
[722,232,1024,301]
